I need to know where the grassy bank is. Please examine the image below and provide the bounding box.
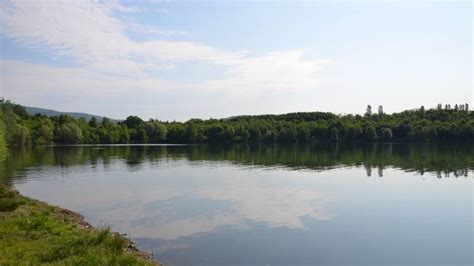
[0,186,158,265]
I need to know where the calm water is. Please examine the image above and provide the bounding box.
[1,143,473,266]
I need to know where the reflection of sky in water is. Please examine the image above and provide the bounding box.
[13,158,473,265]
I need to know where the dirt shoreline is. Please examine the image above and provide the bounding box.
[0,186,162,265]
[55,205,160,265]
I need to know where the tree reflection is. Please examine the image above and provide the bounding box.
[1,142,472,185]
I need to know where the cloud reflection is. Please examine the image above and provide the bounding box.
[17,161,332,240]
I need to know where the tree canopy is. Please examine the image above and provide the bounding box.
[0,99,472,156]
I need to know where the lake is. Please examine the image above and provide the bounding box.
[1,143,472,266]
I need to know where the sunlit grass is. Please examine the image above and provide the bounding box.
[0,186,155,265]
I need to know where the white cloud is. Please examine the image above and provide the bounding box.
[0,59,179,95]
[0,0,245,72]
[0,0,131,63]
[0,0,332,118]
[125,21,189,36]
[201,51,334,92]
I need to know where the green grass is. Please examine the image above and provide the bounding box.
[0,186,157,265]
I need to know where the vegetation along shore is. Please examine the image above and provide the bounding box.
[0,186,159,265]
[1,100,472,152]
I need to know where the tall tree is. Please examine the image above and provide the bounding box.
[378,105,384,116]
[365,105,372,117]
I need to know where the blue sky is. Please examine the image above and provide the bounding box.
[0,0,471,120]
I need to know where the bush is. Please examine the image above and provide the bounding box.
[0,198,23,211]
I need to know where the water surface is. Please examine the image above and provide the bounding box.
[1,143,472,265]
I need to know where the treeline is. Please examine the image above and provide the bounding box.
[0,100,472,152]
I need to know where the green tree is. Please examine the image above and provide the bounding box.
[118,124,130,143]
[296,126,311,142]
[378,105,384,116]
[260,131,276,143]
[365,105,372,117]
[330,127,339,142]
[12,125,30,146]
[123,116,144,129]
[0,111,8,160]
[206,124,235,142]
[146,121,167,143]
[88,117,98,128]
[33,121,54,145]
[364,126,377,141]
[56,123,83,144]
[98,128,114,144]
[101,117,114,128]
[166,123,187,143]
[185,123,198,143]
[382,128,393,140]
[128,127,147,143]
[248,127,261,142]
[345,125,362,140]
[277,126,297,142]
[234,125,250,142]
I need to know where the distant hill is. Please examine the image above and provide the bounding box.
[24,106,121,122]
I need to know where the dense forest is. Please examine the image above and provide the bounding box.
[0,99,472,157]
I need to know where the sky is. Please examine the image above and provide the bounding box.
[0,0,472,121]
